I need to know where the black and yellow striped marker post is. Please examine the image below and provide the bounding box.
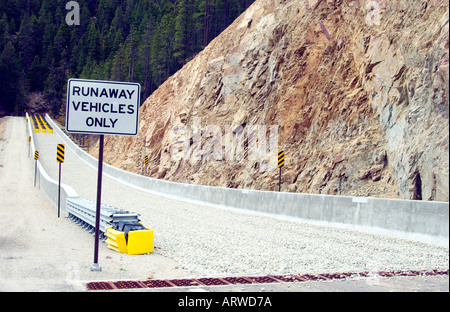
[34,151,39,187]
[57,144,65,163]
[144,155,149,176]
[278,151,285,192]
[57,144,64,218]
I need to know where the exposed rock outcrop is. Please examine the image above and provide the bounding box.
[93,0,449,201]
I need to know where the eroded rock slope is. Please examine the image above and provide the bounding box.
[93,0,449,201]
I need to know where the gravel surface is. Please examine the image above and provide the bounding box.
[32,117,449,277]
[1,116,448,291]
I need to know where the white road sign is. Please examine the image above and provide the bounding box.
[66,78,140,136]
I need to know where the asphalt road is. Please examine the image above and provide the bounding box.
[0,116,448,293]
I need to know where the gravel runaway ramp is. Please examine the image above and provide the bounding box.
[34,119,448,275]
[0,116,448,292]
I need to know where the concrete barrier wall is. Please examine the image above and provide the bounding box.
[46,114,449,239]
[27,113,78,214]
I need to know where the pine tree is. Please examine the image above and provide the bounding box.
[0,0,256,116]
[17,15,35,71]
[111,43,128,81]
[0,41,23,113]
[203,0,210,46]
[174,0,189,65]
[136,15,154,99]
[124,25,139,81]
[0,13,10,53]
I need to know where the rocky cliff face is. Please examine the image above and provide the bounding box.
[94,0,449,201]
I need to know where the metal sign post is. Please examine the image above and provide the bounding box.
[66,78,140,272]
[34,151,39,187]
[144,155,148,176]
[56,144,65,218]
[91,135,104,271]
[278,151,285,192]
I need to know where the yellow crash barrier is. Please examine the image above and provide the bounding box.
[106,226,154,255]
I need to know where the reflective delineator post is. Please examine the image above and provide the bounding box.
[58,162,61,217]
[278,151,285,192]
[279,167,281,192]
[91,135,104,272]
[34,151,39,187]
[56,144,65,218]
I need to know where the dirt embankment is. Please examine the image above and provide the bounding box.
[94,0,448,202]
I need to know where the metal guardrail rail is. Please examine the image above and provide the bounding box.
[66,197,141,239]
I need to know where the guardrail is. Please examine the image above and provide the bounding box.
[26,113,78,213]
[66,197,141,238]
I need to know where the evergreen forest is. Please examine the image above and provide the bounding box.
[0,0,255,117]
